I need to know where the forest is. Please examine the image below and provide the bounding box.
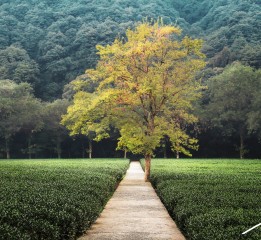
[0,0,261,159]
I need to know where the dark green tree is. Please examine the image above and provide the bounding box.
[43,99,70,158]
[0,80,42,158]
[0,46,39,85]
[247,69,261,139]
[202,62,259,158]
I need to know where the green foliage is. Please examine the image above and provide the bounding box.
[141,159,261,240]
[200,63,261,158]
[0,0,260,99]
[204,63,258,125]
[0,46,40,85]
[0,159,129,239]
[247,69,261,139]
[0,0,180,99]
[43,99,70,158]
[0,80,43,158]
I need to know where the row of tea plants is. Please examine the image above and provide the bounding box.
[0,159,129,240]
[142,159,261,240]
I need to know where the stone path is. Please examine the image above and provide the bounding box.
[79,161,185,240]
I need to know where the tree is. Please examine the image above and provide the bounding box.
[0,80,42,159]
[247,69,261,139]
[202,62,259,159]
[62,75,103,159]
[62,90,100,159]
[43,99,70,158]
[63,21,205,180]
[0,46,40,86]
[19,96,44,159]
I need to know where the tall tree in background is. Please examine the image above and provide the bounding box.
[0,80,42,158]
[62,75,101,159]
[202,62,259,159]
[62,90,100,159]
[63,21,205,180]
[247,69,261,140]
[20,97,43,159]
[43,99,70,158]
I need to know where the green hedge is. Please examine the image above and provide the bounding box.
[141,159,261,240]
[0,159,129,240]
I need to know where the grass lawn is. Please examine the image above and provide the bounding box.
[141,159,261,240]
[0,159,129,240]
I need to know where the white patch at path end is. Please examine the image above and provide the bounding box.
[242,223,261,235]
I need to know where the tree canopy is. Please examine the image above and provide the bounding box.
[0,0,260,99]
[62,21,206,180]
[0,80,42,158]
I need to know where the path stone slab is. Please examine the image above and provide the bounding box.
[84,232,185,240]
[79,161,185,240]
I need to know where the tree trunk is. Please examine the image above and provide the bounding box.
[57,144,61,159]
[89,139,92,159]
[162,137,167,158]
[5,137,10,159]
[239,132,244,159]
[163,145,167,158]
[6,150,10,159]
[56,136,62,159]
[28,135,32,159]
[82,146,85,158]
[144,154,151,182]
[124,149,127,159]
[176,151,180,159]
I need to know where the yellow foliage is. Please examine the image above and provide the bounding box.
[62,20,206,156]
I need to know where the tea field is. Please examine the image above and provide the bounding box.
[142,159,261,240]
[0,159,129,240]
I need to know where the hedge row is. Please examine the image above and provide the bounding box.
[0,159,129,240]
[143,159,261,240]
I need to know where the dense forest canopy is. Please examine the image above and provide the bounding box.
[1,0,260,99]
[0,0,260,158]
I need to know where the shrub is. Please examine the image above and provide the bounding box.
[0,159,129,240]
[142,159,261,240]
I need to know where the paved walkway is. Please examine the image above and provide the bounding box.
[79,161,185,240]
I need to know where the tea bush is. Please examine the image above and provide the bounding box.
[0,159,129,240]
[141,159,261,240]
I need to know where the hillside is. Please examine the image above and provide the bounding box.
[1,0,260,99]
